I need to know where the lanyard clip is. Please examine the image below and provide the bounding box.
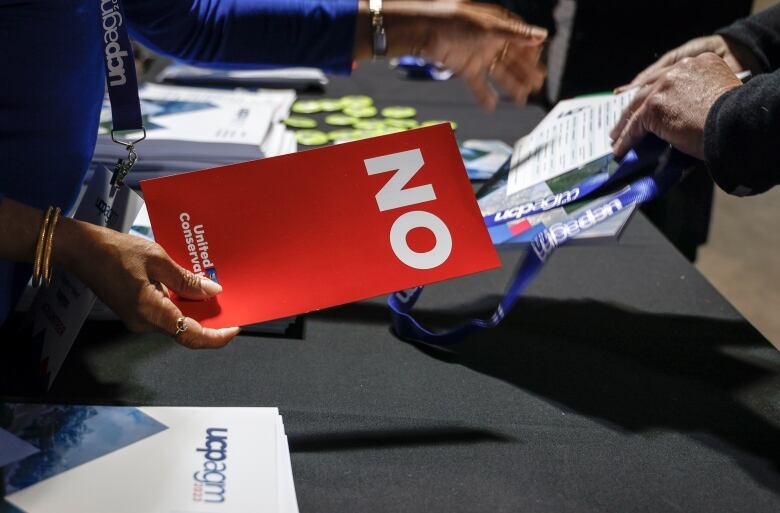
[110,128,146,188]
[111,145,138,188]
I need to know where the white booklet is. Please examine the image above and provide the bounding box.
[92,84,297,179]
[1,404,298,513]
[506,90,637,195]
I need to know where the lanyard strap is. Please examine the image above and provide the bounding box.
[99,0,145,186]
[388,141,695,347]
[482,134,677,243]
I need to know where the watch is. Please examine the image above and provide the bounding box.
[369,0,387,58]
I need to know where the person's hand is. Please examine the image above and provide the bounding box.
[55,218,240,349]
[610,53,742,160]
[356,1,548,111]
[412,1,548,110]
[614,35,761,93]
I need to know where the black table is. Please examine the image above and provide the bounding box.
[14,63,780,512]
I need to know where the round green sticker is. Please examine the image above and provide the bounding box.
[343,105,378,118]
[283,116,317,129]
[328,129,358,141]
[340,95,374,108]
[318,99,343,112]
[325,114,358,126]
[295,130,329,146]
[291,100,322,114]
[354,119,385,131]
[381,106,417,119]
[383,118,419,129]
[421,120,458,130]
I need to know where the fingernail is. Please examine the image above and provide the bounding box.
[201,278,223,295]
[220,327,241,337]
[530,27,548,40]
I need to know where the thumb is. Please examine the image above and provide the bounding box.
[149,252,222,300]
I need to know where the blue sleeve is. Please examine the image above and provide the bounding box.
[125,0,358,74]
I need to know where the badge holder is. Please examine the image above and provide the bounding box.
[110,128,146,188]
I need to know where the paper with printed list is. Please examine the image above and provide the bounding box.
[506,90,637,195]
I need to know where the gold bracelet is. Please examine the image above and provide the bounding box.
[32,207,54,288]
[42,207,62,287]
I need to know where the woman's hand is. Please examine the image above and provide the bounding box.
[54,217,240,349]
[355,0,548,111]
[615,35,761,93]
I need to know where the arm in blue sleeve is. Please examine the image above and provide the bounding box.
[125,0,358,74]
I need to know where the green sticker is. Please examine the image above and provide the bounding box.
[343,105,378,118]
[354,119,385,131]
[383,118,419,129]
[328,129,358,141]
[318,98,344,112]
[421,120,458,130]
[340,95,374,108]
[381,106,417,119]
[295,129,329,146]
[291,100,322,114]
[283,116,317,129]
[379,127,407,135]
[325,114,358,126]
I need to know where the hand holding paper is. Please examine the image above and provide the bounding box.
[611,53,743,159]
[141,125,500,329]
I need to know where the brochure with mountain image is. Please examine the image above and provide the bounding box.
[92,84,297,180]
[0,404,298,513]
[458,139,512,181]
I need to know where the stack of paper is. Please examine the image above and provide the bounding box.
[1,404,299,513]
[478,91,639,244]
[157,64,329,91]
[92,84,298,186]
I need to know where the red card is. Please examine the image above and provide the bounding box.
[141,124,500,328]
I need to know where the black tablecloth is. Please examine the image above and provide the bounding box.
[8,63,780,512]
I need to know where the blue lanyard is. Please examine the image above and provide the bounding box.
[99,0,145,186]
[388,138,695,347]
[482,137,672,246]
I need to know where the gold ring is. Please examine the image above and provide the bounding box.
[174,317,188,337]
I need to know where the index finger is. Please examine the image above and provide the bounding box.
[496,21,548,45]
[609,83,654,142]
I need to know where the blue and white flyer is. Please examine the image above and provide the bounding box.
[0,404,298,513]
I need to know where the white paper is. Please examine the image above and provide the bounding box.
[506,90,636,195]
[5,407,287,513]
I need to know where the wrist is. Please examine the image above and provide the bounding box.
[355,1,431,60]
[719,34,764,75]
[52,216,96,275]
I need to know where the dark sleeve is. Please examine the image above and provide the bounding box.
[125,0,357,74]
[716,4,780,73]
[703,70,780,196]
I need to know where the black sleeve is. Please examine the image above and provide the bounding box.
[703,70,780,196]
[716,4,780,73]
